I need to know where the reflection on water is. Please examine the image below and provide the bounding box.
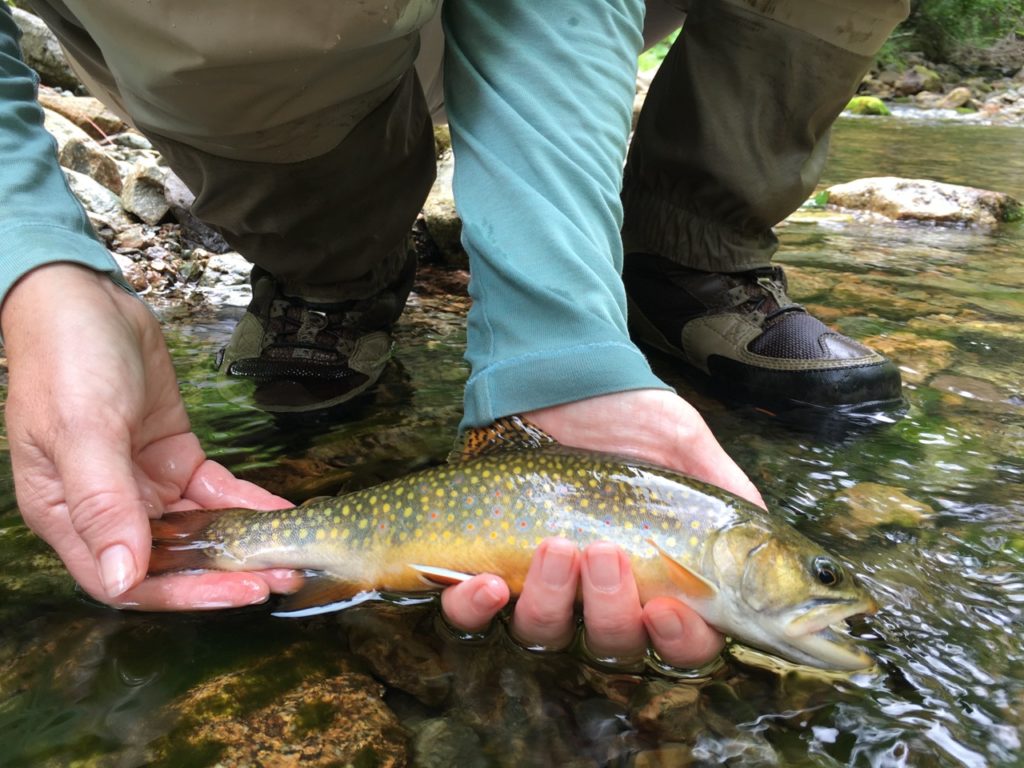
[1,116,1022,766]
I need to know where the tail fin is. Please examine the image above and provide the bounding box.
[149,509,223,574]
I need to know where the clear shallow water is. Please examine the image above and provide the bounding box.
[1,116,1022,767]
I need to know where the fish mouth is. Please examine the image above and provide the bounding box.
[781,596,878,671]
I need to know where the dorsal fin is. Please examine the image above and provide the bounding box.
[448,415,556,462]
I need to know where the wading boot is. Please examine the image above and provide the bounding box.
[623,253,903,411]
[217,245,417,414]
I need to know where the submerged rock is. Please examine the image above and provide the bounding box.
[824,177,1022,226]
[148,648,408,767]
[862,333,956,385]
[835,482,934,529]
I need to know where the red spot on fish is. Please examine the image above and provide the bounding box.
[519,521,527,528]
[642,522,650,530]
[493,508,501,516]
[430,512,438,520]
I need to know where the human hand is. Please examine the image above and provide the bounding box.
[440,389,761,667]
[1,264,302,609]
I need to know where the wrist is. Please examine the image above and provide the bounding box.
[1,263,134,344]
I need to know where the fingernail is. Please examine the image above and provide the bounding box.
[649,609,684,640]
[587,545,621,592]
[471,580,505,611]
[540,541,575,588]
[99,544,137,598]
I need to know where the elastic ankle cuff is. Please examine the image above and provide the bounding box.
[622,188,776,272]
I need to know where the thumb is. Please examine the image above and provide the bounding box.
[56,430,153,599]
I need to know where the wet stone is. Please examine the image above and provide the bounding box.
[825,177,1022,227]
[930,374,1016,404]
[861,332,956,384]
[834,482,934,529]
[342,607,453,707]
[629,680,702,741]
[149,653,408,767]
[630,743,696,768]
[411,717,486,768]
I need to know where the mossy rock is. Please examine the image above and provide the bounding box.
[845,96,891,116]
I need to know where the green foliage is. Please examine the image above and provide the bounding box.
[638,29,679,71]
[899,0,1024,62]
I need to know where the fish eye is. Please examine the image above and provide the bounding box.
[813,556,843,587]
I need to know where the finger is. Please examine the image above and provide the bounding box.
[256,568,305,594]
[579,542,646,662]
[134,433,207,507]
[183,460,293,510]
[114,571,274,611]
[508,537,581,650]
[55,430,151,600]
[440,574,510,633]
[643,597,725,668]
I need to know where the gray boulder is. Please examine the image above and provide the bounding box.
[11,7,81,90]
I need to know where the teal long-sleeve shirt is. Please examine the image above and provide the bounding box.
[443,0,669,428]
[0,4,124,310]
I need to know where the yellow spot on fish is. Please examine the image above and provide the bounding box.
[306,509,315,518]
[333,516,341,524]
[358,519,368,530]
[689,536,699,547]
[447,513,455,522]
[271,520,280,529]
[298,528,308,538]
[580,499,590,508]
[624,521,633,530]
[341,528,350,540]
[316,530,326,541]
[382,503,391,514]
[429,532,438,542]
[691,520,700,529]
[331,529,338,539]
[342,505,351,516]
[370,495,378,505]
[404,507,413,518]
[399,531,408,541]
[490,531,498,539]
[666,536,677,547]
[436,488,444,498]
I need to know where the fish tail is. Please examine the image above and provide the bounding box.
[149,509,223,574]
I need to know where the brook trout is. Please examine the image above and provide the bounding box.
[151,417,877,670]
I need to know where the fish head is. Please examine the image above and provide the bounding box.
[712,523,878,671]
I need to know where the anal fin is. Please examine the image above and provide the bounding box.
[272,575,376,618]
[408,563,475,587]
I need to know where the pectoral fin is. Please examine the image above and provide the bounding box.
[408,563,475,587]
[272,575,376,618]
[647,538,718,600]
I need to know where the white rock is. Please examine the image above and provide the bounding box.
[825,177,1021,227]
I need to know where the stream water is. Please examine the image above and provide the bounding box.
[1,113,1022,767]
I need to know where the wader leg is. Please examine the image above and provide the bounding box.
[622,0,910,272]
[26,0,437,300]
